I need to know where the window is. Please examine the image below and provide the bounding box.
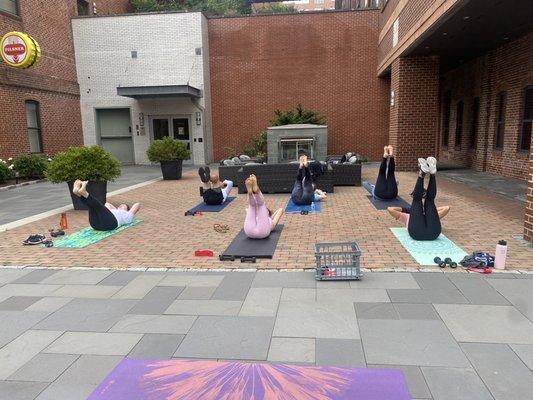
[441,92,451,147]
[0,0,18,15]
[455,101,464,147]
[494,92,506,149]
[77,0,89,16]
[470,97,480,149]
[25,101,43,153]
[519,87,533,151]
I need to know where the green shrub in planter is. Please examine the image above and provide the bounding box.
[146,137,191,162]
[46,146,121,183]
[0,161,13,183]
[12,154,49,179]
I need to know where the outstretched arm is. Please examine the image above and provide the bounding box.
[130,203,141,215]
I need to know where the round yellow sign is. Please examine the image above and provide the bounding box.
[0,31,41,69]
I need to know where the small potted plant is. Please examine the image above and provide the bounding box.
[146,137,190,180]
[46,146,121,210]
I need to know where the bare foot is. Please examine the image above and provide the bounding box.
[387,145,394,157]
[302,154,308,167]
[245,177,253,195]
[298,155,305,168]
[72,180,82,196]
[383,145,388,158]
[78,181,89,198]
[250,174,259,193]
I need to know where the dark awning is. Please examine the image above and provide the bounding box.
[117,85,202,99]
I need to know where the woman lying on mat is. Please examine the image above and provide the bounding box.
[387,205,450,228]
[244,174,284,239]
[402,156,443,241]
[370,145,398,200]
[72,180,140,231]
[291,154,314,206]
[198,166,233,206]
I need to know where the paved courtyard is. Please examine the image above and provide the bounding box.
[0,166,530,269]
[1,268,533,399]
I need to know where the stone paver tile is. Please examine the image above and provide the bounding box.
[0,284,62,297]
[54,355,123,385]
[7,353,78,383]
[112,274,165,299]
[268,337,315,363]
[35,383,96,400]
[251,271,316,288]
[25,297,72,313]
[355,302,399,319]
[435,304,533,344]
[510,344,533,370]
[280,288,316,302]
[158,274,224,288]
[315,339,365,367]
[110,314,196,334]
[0,311,49,348]
[128,286,184,315]
[486,279,533,320]
[448,275,510,305]
[178,286,216,300]
[387,289,469,304]
[394,303,439,320]
[44,332,142,355]
[41,269,112,285]
[421,367,493,400]
[359,319,469,367]
[12,269,57,284]
[34,298,136,332]
[316,280,350,288]
[316,288,390,303]
[462,343,533,400]
[0,269,31,284]
[98,270,141,286]
[0,381,48,400]
[0,330,63,379]
[129,334,184,359]
[368,365,432,399]
[0,296,41,311]
[349,273,419,289]
[240,288,281,317]
[211,272,255,301]
[175,316,274,360]
[413,273,458,291]
[50,284,122,299]
[274,300,359,339]
[165,299,242,316]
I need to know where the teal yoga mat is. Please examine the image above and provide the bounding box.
[52,220,141,249]
[391,227,468,265]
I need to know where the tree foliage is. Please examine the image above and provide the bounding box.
[130,0,252,16]
[271,104,326,126]
[256,3,296,14]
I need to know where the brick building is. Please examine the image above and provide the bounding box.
[0,0,130,158]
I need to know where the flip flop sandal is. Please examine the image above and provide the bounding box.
[49,229,65,238]
[214,224,229,233]
[43,240,54,248]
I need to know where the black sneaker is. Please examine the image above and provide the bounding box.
[198,166,210,183]
[23,234,46,245]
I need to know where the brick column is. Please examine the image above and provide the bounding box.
[525,143,533,242]
[389,56,440,170]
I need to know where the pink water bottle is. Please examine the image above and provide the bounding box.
[494,240,507,270]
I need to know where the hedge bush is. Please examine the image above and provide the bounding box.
[146,137,191,162]
[12,154,49,179]
[0,162,13,183]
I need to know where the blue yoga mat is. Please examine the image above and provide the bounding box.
[187,197,235,213]
[285,198,321,214]
[391,227,468,265]
[362,181,410,210]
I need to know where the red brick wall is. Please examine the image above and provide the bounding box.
[388,55,440,170]
[94,0,133,15]
[208,10,390,162]
[439,33,533,180]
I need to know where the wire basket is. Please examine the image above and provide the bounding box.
[315,242,362,281]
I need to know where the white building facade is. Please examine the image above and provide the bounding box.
[72,12,213,165]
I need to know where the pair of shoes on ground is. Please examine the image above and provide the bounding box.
[22,234,46,245]
[198,166,211,183]
[418,157,437,175]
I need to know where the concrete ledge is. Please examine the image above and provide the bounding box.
[0,179,45,192]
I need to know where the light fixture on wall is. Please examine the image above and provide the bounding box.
[195,112,201,126]
[139,112,144,127]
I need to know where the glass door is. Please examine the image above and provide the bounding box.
[150,116,192,163]
[152,118,170,140]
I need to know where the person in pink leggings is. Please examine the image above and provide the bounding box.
[244,174,284,239]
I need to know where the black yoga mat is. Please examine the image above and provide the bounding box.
[366,195,411,210]
[187,197,235,213]
[221,225,284,259]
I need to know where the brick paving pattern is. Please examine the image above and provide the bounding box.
[0,167,530,270]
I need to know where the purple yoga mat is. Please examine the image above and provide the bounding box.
[88,358,411,400]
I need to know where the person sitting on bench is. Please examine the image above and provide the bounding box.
[198,166,233,205]
[291,154,314,206]
[72,180,140,231]
[405,156,442,241]
[244,174,283,239]
[370,145,398,200]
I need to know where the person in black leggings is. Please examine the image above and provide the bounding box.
[408,157,441,241]
[374,145,398,200]
[291,155,314,206]
[72,180,140,231]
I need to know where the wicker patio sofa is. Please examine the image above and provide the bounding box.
[331,163,362,186]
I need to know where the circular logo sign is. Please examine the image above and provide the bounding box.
[0,31,41,68]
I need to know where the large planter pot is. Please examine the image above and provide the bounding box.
[67,180,107,210]
[160,160,183,180]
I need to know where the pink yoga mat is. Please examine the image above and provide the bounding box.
[89,358,411,400]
